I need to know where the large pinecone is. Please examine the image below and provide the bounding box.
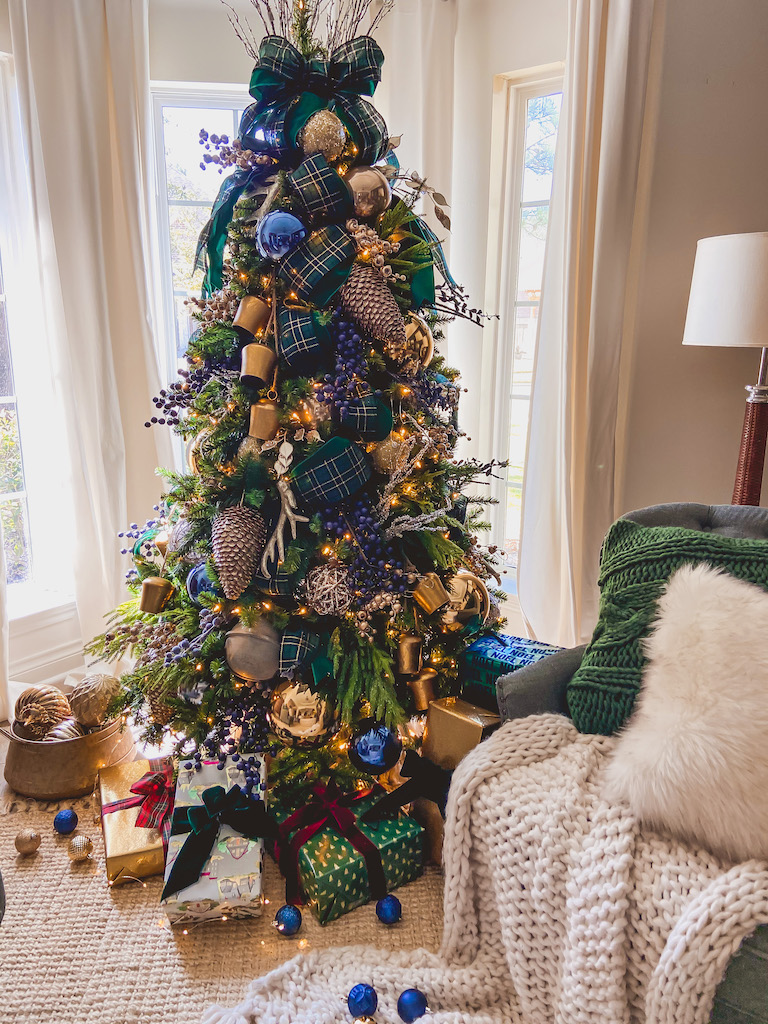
[340,263,406,350]
[146,682,175,726]
[212,505,267,599]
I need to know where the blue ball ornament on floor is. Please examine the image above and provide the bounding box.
[186,562,219,606]
[53,809,78,835]
[256,211,308,261]
[348,718,403,775]
[348,983,378,1017]
[397,988,429,1023]
[274,903,302,936]
[376,893,402,924]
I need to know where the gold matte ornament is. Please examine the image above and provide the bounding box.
[233,295,271,337]
[407,667,438,711]
[15,828,42,855]
[299,109,347,162]
[67,834,94,861]
[268,674,339,748]
[439,571,491,632]
[249,399,280,441]
[412,572,451,614]
[14,686,72,739]
[139,576,174,613]
[396,633,423,675]
[240,342,278,388]
[344,165,391,219]
[68,673,121,728]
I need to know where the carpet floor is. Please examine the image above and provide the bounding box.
[0,782,444,1024]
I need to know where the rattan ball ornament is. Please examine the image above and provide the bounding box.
[14,828,41,856]
[304,562,353,616]
[299,109,347,162]
[68,673,121,728]
[43,718,86,742]
[14,686,71,739]
[67,834,94,862]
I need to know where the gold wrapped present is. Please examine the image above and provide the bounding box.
[422,696,500,770]
[99,757,174,886]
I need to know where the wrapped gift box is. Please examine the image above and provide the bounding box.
[161,756,267,924]
[460,633,561,710]
[423,696,500,771]
[99,757,174,886]
[272,791,423,924]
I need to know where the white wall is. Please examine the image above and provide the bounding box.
[620,0,768,514]
[149,0,254,83]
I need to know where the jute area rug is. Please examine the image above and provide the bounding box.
[0,785,444,1024]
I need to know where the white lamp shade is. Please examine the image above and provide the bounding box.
[682,232,768,348]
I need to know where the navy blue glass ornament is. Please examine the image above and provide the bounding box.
[186,562,219,606]
[274,904,302,936]
[53,809,78,835]
[397,988,429,1023]
[256,211,308,261]
[348,983,378,1018]
[376,893,402,925]
[348,718,402,776]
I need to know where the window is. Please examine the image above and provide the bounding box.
[483,67,564,591]
[151,87,249,391]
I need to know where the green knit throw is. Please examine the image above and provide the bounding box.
[567,518,768,735]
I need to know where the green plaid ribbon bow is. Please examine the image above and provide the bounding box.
[288,154,354,226]
[278,225,357,306]
[247,35,388,165]
[277,307,331,373]
[291,436,371,509]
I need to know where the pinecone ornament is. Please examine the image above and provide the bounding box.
[211,505,267,599]
[146,682,174,725]
[340,262,406,350]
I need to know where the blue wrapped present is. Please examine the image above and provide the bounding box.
[459,633,561,711]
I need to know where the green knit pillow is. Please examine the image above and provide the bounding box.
[567,518,768,735]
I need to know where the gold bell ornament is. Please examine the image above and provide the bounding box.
[412,572,451,614]
[139,576,175,613]
[240,342,278,389]
[299,109,347,163]
[248,399,280,442]
[233,295,271,337]
[396,633,423,676]
[407,667,438,712]
[344,165,392,219]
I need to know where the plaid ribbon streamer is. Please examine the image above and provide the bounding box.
[278,225,356,306]
[248,35,388,164]
[291,436,371,509]
[101,757,175,854]
[288,154,354,225]
[343,394,393,441]
[279,628,321,676]
[277,306,331,372]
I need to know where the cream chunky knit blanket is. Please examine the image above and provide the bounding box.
[203,714,768,1024]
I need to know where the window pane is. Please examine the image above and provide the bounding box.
[522,93,561,203]
[0,303,14,397]
[169,204,208,292]
[0,403,24,493]
[517,205,549,298]
[174,295,197,363]
[164,106,236,202]
[510,313,538,397]
[1,497,31,584]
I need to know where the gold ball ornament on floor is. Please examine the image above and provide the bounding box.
[299,109,347,162]
[68,673,121,728]
[67,835,94,862]
[439,571,491,633]
[15,828,42,856]
[14,686,72,739]
[344,165,391,219]
[268,673,338,748]
[370,432,409,475]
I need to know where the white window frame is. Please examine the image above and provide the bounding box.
[481,65,564,588]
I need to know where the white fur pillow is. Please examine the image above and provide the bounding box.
[603,563,768,862]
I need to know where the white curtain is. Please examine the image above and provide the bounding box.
[0,520,8,723]
[517,0,663,647]
[8,0,171,643]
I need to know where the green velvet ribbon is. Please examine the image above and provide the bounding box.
[161,786,277,900]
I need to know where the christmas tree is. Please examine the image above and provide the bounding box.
[87,0,504,812]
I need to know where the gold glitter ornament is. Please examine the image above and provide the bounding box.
[371,432,409,475]
[68,673,121,728]
[268,673,338,748]
[237,435,263,460]
[15,828,41,855]
[67,834,94,861]
[299,109,347,162]
[14,686,72,739]
[353,1019,377,1024]
[344,165,391,219]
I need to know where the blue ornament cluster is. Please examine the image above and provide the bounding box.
[318,314,371,418]
[163,606,230,667]
[346,982,429,1022]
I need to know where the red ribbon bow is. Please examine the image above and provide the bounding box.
[102,757,175,854]
[276,783,387,906]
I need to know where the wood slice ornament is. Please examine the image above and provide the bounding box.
[211,505,267,600]
[14,686,71,739]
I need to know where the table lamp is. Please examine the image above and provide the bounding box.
[683,231,768,505]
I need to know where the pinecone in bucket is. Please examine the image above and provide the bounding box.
[340,262,406,350]
[212,505,267,600]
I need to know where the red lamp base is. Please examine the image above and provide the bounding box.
[732,391,768,505]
